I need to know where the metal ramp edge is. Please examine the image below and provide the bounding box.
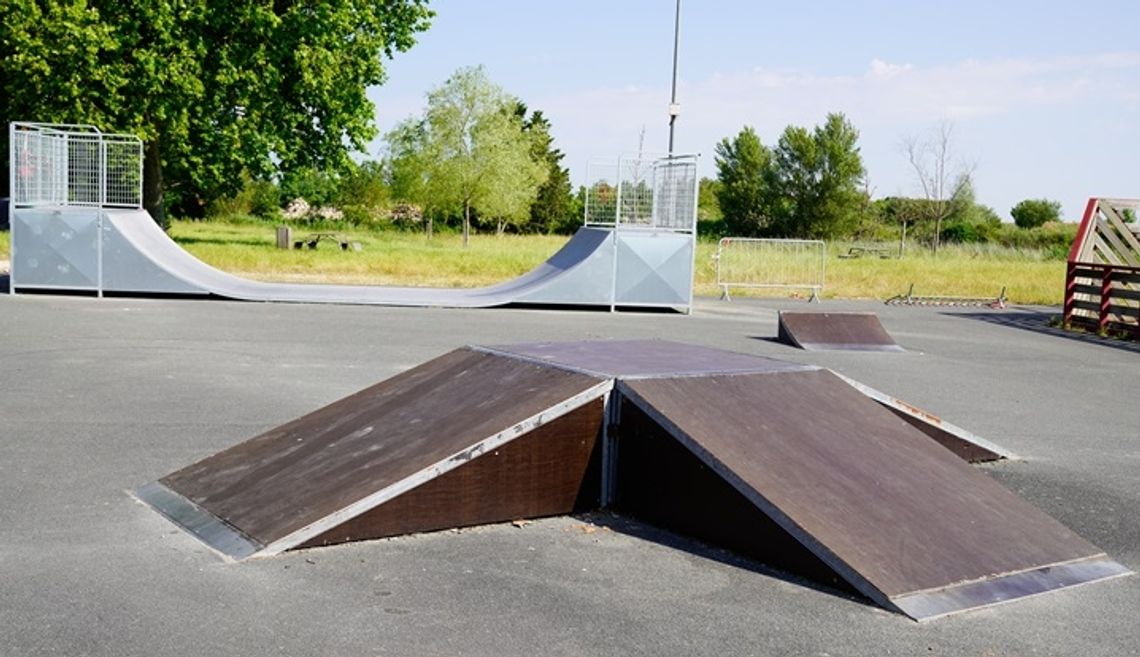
[833,372,1015,462]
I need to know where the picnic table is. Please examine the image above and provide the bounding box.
[293,233,359,251]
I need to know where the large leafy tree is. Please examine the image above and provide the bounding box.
[768,113,866,239]
[1,0,432,225]
[714,126,772,236]
[385,66,546,246]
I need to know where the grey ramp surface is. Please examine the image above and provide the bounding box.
[101,209,616,306]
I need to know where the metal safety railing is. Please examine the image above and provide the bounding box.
[714,237,825,301]
[583,154,698,233]
[10,122,143,209]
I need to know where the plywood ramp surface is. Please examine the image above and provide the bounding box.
[621,370,1119,618]
[778,311,903,351]
[159,348,606,550]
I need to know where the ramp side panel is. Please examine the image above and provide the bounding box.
[622,370,1104,599]
[159,349,606,546]
[300,399,605,548]
[777,312,903,352]
[11,208,100,290]
[614,232,694,307]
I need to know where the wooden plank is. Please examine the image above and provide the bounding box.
[1093,235,1125,266]
[300,400,605,548]
[1100,203,1140,258]
[620,371,1105,601]
[613,397,855,592]
[1095,218,1140,267]
[160,348,606,547]
[1068,299,1103,313]
[777,312,903,352]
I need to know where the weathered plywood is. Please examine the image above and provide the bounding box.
[620,371,1106,604]
[777,312,903,352]
[160,348,606,548]
[300,400,604,547]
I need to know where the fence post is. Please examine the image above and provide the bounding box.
[1099,267,1112,333]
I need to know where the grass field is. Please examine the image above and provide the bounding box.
[165,220,1066,305]
[0,220,1067,304]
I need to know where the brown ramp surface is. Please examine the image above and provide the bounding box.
[618,369,1128,620]
[137,347,611,559]
[778,311,904,351]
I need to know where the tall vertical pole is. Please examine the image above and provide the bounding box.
[667,0,682,155]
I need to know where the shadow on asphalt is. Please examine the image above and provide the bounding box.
[576,510,873,611]
[945,309,1140,355]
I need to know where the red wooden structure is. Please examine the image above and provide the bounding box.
[1064,198,1140,338]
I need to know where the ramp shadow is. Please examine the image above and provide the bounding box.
[945,310,1140,355]
[577,510,870,608]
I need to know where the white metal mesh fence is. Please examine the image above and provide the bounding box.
[653,157,697,230]
[584,154,697,232]
[715,238,826,301]
[10,123,143,209]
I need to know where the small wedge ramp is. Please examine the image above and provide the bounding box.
[137,340,1128,620]
[613,369,1125,619]
[778,311,904,351]
[139,348,613,558]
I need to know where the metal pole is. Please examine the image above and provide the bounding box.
[667,0,681,155]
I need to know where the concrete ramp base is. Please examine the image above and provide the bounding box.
[137,340,1128,620]
[778,311,904,351]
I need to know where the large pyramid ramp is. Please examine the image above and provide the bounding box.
[613,370,1129,621]
[777,311,904,352]
[136,347,612,559]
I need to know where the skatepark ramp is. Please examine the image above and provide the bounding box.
[8,123,699,311]
[777,311,904,351]
[137,340,1128,620]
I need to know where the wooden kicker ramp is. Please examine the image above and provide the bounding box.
[137,340,1128,621]
[778,311,904,352]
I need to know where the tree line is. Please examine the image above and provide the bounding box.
[2,3,1096,251]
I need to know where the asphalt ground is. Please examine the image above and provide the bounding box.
[1,290,1137,657]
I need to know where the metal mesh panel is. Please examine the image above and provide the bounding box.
[104,136,144,207]
[715,238,826,300]
[67,134,101,206]
[584,154,698,232]
[652,156,697,231]
[584,161,619,226]
[618,157,655,227]
[10,123,142,209]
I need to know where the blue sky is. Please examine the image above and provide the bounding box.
[367,1,1140,221]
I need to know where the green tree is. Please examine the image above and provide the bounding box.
[1,1,432,226]
[1010,198,1062,229]
[384,66,546,246]
[697,178,722,221]
[768,113,866,239]
[714,126,773,236]
[521,108,574,233]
